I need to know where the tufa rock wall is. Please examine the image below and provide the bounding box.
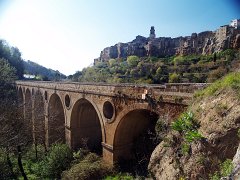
[95,25,240,62]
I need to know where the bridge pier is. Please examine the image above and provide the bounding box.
[65,126,72,148]
[102,143,114,165]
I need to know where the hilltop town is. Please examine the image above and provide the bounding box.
[95,19,240,63]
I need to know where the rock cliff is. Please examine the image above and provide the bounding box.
[95,23,240,63]
[148,73,240,179]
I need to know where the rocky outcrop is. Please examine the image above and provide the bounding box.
[231,143,240,179]
[95,25,240,62]
[148,87,240,179]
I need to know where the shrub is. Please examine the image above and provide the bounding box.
[172,112,203,155]
[127,56,140,67]
[27,143,73,179]
[24,144,46,162]
[184,130,203,143]
[62,153,113,180]
[195,72,240,98]
[181,143,190,155]
[210,159,233,179]
[169,73,180,83]
[0,148,14,179]
[41,143,73,178]
[173,56,184,65]
[171,112,195,133]
[207,67,227,83]
[220,159,234,177]
[104,173,134,180]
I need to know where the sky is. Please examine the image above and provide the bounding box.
[0,0,239,75]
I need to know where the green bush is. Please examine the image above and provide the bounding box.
[195,72,240,98]
[41,143,73,178]
[207,67,227,83]
[172,112,203,156]
[220,159,233,177]
[24,144,46,162]
[0,148,14,179]
[62,153,113,180]
[210,159,233,179]
[23,143,73,179]
[169,73,180,83]
[127,56,140,67]
[181,143,190,155]
[184,130,203,143]
[171,112,195,133]
[104,173,134,180]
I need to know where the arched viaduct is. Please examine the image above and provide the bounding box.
[16,81,207,164]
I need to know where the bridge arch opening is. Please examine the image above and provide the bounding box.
[25,89,33,141]
[113,109,159,176]
[48,93,65,145]
[18,87,24,115]
[33,90,45,147]
[71,98,102,154]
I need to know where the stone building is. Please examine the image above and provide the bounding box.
[149,26,156,39]
[230,19,240,29]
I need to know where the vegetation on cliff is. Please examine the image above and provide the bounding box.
[70,49,240,84]
[148,73,240,179]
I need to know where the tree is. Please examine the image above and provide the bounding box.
[127,55,140,67]
[109,58,117,67]
[0,40,24,79]
[169,73,180,83]
[0,58,31,179]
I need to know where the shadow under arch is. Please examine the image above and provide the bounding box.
[113,107,159,176]
[70,98,103,154]
[25,88,33,141]
[48,93,65,145]
[18,87,24,114]
[33,90,45,146]
[25,88,32,121]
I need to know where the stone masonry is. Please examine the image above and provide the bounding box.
[16,81,208,164]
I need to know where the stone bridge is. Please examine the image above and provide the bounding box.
[16,81,207,164]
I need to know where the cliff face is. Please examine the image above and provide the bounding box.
[96,25,240,62]
[148,74,240,179]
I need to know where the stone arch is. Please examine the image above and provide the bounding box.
[70,98,104,154]
[113,104,159,174]
[33,90,45,146]
[48,93,65,145]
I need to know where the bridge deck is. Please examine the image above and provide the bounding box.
[16,81,209,105]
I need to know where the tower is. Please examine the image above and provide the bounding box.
[149,26,156,39]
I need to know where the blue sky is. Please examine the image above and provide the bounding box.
[0,0,239,75]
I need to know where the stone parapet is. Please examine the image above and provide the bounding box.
[16,81,209,105]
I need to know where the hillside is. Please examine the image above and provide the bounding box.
[149,73,240,179]
[71,49,240,84]
[70,20,240,84]
[1,39,66,81]
[23,60,66,81]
